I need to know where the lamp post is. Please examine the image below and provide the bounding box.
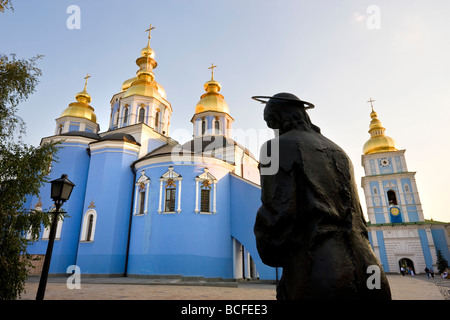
[36,174,75,300]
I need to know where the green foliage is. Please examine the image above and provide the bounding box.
[436,249,449,274]
[0,0,13,13]
[0,53,60,300]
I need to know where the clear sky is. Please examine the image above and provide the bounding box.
[1,0,449,223]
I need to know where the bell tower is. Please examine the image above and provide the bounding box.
[361,99,425,224]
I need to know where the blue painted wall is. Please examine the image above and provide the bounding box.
[27,141,91,273]
[417,229,433,268]
[229,174,277,280]
[127,163,234,278]
[431,228,450,263]
[376,230,390,272]
[75,142,138,275]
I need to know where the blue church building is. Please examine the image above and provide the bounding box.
[26,33,277,280]
[26,30,449,280]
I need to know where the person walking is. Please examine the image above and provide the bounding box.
[425,267,430,279]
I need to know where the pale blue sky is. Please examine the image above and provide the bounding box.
[1,0,449,222]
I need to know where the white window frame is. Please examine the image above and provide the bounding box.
[42,211,63,240]
[80,209,97,242]
[195,168,217,214]
[158,166,182,214]
[133,171,150,215]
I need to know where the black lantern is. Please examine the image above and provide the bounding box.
[36,174,75,300]
[50,174,75,203]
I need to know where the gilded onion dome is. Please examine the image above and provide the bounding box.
[122,25,167,100]
[194,64,230,115]
[60,74,97,122]
[363,105,397,155]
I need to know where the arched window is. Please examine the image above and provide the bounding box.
[214,119,220,134]
[138,107,145,123]
[165,185,176,212]
[123,107,129,124]
[387,190,398,206]
[86,215,94,241]
[158,166,182,214]
[114,109,119,127]
[81,209,97,242]
[42,211,63,240]
[138,183,146,215]
[195,168,217,214]
[202,118,206,135]
[155,111,160,130]
[133,171,150,215]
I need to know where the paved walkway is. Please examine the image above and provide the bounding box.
[19,274,448,300]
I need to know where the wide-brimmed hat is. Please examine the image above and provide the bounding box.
[251,92,315,109]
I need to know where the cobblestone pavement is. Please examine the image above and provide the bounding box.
[18,274,448,300]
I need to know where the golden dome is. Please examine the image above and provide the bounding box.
[194,68,230,115]
[122,26,169,101]
[121,77,137,92]
[121,76,166,99]
[60,102,97,122]
[60,76,97,122]
[123,79,163,99]
[140,46,155,59]
[363,108,397,155]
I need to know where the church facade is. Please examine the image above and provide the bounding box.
[361,103,450,274]
[26,32,277,280]
[26,30,449,280]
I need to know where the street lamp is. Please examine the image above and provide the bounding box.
[36,174,75,300]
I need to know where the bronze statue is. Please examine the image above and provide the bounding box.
[253,93,391,300]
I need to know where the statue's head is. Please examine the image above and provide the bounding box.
[254,93,316,134]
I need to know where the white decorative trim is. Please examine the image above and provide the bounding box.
[177,180,182,213]
[80,209,97,242]
[42,213,63,240]
[195,180,199,213]
[134,170,150,215]
[195,168,217,214]
[158,166,182,214]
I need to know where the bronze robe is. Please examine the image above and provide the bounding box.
[254,125,391,300]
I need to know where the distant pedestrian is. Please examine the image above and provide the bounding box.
[409,267,414,276]
[430,267,435,278]
[400,266,405,276]
[425,267,430,279]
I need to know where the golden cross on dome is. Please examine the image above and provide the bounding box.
[367,97,375,110]
[208,63,217,80]
[83,73,91,91]
[146,24,156,46]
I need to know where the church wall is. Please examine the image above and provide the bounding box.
[127,162,234,278]
[75,142,138,275]
[27,141,92,273]
[417,229,434,268]
[229,174,277,280]
[431,228,450,263]
[376,230,390,272]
